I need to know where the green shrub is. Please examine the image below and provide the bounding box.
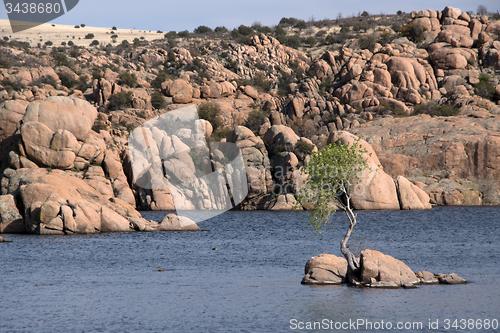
[244,109,269,134]
[198,101,223,132]
[84,33,94,39]
[0,58,12,68]
[286,35,302,48]
[164,31,177,39]
[151,92,166,109]
[237,25,254,36]
[340,26,350,34]
[107,91,133,110]
[231,29,241,38]
[90,40,99,46]
[212,127,231,142]
[475,74,496,100]
[68,41,74,46]
[294,141,314,155]
[194,25,212,34]
[357,34,377,51]
[293,20,307,30]
[279,17,299,26]
[277,71,293,96]
[214,26,228,33]
[399,23,427,44]
[177,30,190,38]
[274,144,285,156]
[152,72,170,89]
[77,75,91,92]
[92,120,108,132]
[51,50,70,67]
[1,77,25,92]
[112,26,117,30]
[58,72,77,89]
[118,72,138,88]
[361,11,369,17]
[413,102,460,116]
[305,36,317,46]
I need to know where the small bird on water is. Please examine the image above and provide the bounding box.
[158,267,165,271]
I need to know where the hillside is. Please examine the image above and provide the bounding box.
[1,6,500,234]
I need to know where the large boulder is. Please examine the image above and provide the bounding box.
[429,44,476,70]
[22,96,97,141]
[7,168,145,235]
[0,194,24,233]
[359,249,419,288]
[227,126,273,208]
[395,176,432,210]
[157,214,201,231]
[0,100,29,142]
[302,254,347,285]
[163,79,193,104]
[328,131,400,210]
[19,97,102,169]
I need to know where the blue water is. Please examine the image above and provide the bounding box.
[1,207,499,333]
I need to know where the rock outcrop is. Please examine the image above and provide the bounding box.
[0,194,24,233]
[357,249,420,288]
[328,131,401,210]
[302,254,348,285]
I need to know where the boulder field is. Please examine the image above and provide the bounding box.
[2,6,500,234]
[0,96,199,235]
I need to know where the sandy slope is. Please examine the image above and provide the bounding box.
[0,19,165,47]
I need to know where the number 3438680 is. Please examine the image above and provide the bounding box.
[5,3,62,14]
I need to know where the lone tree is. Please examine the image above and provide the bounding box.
[296,139,370,274]
[477,5,488,15]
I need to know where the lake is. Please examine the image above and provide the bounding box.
[1,207,499,332]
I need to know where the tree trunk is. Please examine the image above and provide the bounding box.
[340,206,360,274]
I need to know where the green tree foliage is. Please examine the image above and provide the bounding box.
[58,72,77,89]
[107,91,133,111]
[151,92,166,109]
[413,102,460,116]
[198,101,223,132]
[296,140,370,272]
[399,22,427,44]
[237,25,254,36]
[286,35,302,48]
[244,109,269,134]
[279,17,299,26]
[152,72,169,89]
[118,72,138,88]
[305,36,317,46]
[84,33,94,39]
[357,34,377,51]
[361,11,369,17]
[274,25,287,43]
[475,74,496,100]
[293,20,307,30]
[214,26,228,33]
[90,40,99,46]
[194,25,213,34]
